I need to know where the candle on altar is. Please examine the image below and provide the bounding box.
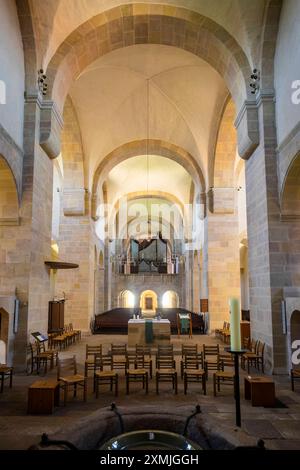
[229,297,241,351]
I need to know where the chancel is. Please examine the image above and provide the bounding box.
[1,0,300,452]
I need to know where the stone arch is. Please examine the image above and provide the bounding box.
[16,0,38,94]
[45,4,252,115]
[0,155,19,224]
[91,139,205,219]
[110,191,185,239]
[61,96,86,216]
[162,290,179,308]
[140,289,157,312]
[259,0,283,92]
[118,289,135,308]
[212,98,237,189]
[281,152,300,219]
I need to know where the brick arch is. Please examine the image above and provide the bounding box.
[280,152,300,219]
[91,139,205,220]
[45,4,252,113]
[212,97,237,188]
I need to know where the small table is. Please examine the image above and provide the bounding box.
[28,380,60,414]
[244,376,275,407]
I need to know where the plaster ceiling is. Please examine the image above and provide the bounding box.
[29,0,266,69]
[106,154,192,206]
[69,44,228,186]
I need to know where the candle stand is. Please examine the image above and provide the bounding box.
[225,348,247,427]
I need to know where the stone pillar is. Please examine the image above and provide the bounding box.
[243,94,287,373]
[184,250,193,310]
[13,93,54,369]
[192,251,201,313]
[204,188,241,332]
[55,209,95,331]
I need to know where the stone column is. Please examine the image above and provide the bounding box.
[243,94,287,373]
[204,188,241,332]
[55,208,95,331]
[13,93,54,369]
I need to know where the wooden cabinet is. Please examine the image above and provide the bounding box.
[244,377,275,407]
[28,380,60,414]
[48,300,64,333]
[240,321,251,345]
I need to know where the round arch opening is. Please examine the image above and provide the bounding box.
[119,290,135,308]
[140,290,157,314]
[162,291,179,308]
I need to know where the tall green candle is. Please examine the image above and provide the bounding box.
[229,297,241,351]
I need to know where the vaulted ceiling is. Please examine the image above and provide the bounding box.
[69,44,228,185]
[30,0,267,69]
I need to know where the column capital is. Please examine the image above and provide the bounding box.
[207,187,236,214]
[235,100,259,160]
[39,99,63,159]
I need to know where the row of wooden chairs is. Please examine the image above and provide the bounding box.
[27,342,58,375]
[83,343,235,397]
[215,322,231,343]
[49,324,81,350]
[241,339,265,373]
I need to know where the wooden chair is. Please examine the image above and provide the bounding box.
[156,354,177,394]
[0,365,13,393]
[180,344,198,379]
[126,368,148,394]
[155,344,174,368]
[93,356,118,397]
[51,332,67,350]
[177,313,192,338]
[222,323,231,344]
[57,356,87,405]
[69,323,81,342]
[29,342,52,375]
[291,369,300,391]
[183,352,206,395]
[37,341,58,369]
[85,344,102,376]
[215,321,226,339]
[213,355,235,396]
[110,344,128,371]
[241,340,264,373]
[135,345,153,379]
[203,344,220,379]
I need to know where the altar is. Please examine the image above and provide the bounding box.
[128,319,171,347]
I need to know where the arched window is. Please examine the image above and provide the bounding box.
[162,291,179,308]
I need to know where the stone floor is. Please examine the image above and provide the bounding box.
[1,333,300,450]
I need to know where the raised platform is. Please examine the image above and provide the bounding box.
[93,308,205,334]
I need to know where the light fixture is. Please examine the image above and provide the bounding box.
[38,69,48,96]
[249,68,260,95]
[146,78,151,241]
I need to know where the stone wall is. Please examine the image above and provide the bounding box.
[204,203,241,332]
[55,212,95,331]
[111,272,185,310]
